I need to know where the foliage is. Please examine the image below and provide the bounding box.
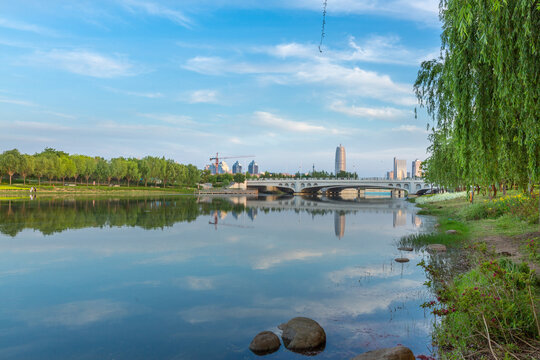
[420,258,540,359]
[461,193,539,223]
[415,191,467,204]
[415,0,540,190]
[0,148,201,188]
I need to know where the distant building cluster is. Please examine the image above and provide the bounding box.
[205,159,259,175]
[386,158,422,180]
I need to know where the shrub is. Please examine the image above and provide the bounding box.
[420,258,540,358]
[460,193,539,223]
[415,192,467,204]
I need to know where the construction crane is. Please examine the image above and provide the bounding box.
[209,153,254,173]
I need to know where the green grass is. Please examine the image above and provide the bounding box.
[412,190,540,359]
[422,259,540,359]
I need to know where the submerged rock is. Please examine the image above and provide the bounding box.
[249,331,280,355]
[398,246,414,251]
[278,317,326,354]
[394,258,410,263]
[427,244,447,252]
[351,345,415,360]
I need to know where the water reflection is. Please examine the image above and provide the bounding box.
[0,195,434,360]
[1,195,424,238]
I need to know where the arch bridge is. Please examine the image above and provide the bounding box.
[246,178,430,195]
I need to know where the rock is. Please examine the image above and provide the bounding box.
[446,230,458,234]
[351,345,415,360]
[427,244,447,252]
[434,224,440,228]
[395,258,410,263]
[398,246,413,251]
[278,317,326,354]
[249,331,281,355]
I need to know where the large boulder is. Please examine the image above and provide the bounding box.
[426,244,447,252]
[249,331,280,355]
[351,346,415,360]
[278,317,326,354]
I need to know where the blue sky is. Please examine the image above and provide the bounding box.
[0,0,441,176]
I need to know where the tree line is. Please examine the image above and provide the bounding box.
[0,148,200,187]
[415,0,539,197]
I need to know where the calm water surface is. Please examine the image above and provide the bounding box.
[0,195,436,359]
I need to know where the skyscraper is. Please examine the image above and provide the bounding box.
[248,160,259,175]
[393,157,406,180]
[412,159,422,178]
[232,161,242,174]
[335,144,346,175]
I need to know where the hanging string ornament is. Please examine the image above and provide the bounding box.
[319,0,328,53]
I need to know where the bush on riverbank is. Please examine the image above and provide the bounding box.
[415,192,467,205]
[421,258,540,359]
[461,193,539,224]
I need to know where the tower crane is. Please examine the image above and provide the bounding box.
[209,153,254,173]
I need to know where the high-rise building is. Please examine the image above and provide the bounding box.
[387,171,394,180]
[248,160,259,175]
[335,144,346,175]
[412,159,422,178]
[218,161,230,174]
[393,157,407,180]
[232,161,242,174]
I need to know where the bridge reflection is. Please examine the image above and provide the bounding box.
[199,194,424,239]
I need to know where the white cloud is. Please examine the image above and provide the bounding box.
[184,55,416,106]
[254,111,341,135]
[329,100,409,120]
[343,36,436,66]
[0,18,59,36]
[136,113,194,125]
[186,89,219,104]
[34,49,136,78]
[103,86,163,98]
[391,125,428,133]
[288,0,439,25]
[0,96,38,107]
[257,42,315,58]
[119,0,192,28]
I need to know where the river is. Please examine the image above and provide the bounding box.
[0,195,435,359]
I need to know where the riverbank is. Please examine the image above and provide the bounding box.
[411,191,540,359]
[0,184,197,195]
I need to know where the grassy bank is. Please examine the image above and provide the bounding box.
[410,191,540,359]
[0,183,196,195]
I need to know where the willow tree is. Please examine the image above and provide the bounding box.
[415,0,539,193]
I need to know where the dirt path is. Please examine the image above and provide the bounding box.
[482,231,540,274]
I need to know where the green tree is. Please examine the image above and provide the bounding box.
[60,156,76,185]
[95,158,111,186]
[34,155,49,186]
[0,149,23,185]
[72,155,86,184]
[415,0,539,194]
[125,159,140,187]
[82,156,97,185]
[233,173,246,183]
[111,157,127,185]
[19,154,35,185]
